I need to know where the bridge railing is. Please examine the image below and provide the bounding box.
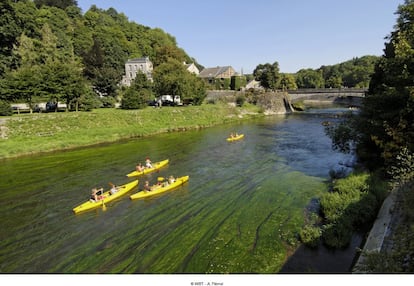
[287,88,367,94]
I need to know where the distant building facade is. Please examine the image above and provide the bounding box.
[121,57,153,86]
[185,62,200,75]
[244,79,263,90]
[198,66,236,80]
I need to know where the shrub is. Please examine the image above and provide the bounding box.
[235,95,245,107]
[78,93,101,111]
[333,173,370,195]
[99,96,116,108]
[354,251,402,273]
[0,100,12,116]
[319,172,388,248]
[320,192,347,221]
[299,225,322,248]
[121,89,152,109]
[322,219,353,248]
[368,174,388,202]
[321,173,372,221]
[347,192,378,226]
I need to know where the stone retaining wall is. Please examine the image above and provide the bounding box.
[352,191,397,272]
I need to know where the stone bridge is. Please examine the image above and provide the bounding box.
[287,88,366,107]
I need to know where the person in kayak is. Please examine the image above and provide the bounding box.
[110,184,118,195]
[90,187,104,202]
[135,163,144,172]
[168,175,176,184]
[143,181,151,192]
[145,158,153,168]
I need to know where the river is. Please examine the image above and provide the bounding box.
[0,108,358,274]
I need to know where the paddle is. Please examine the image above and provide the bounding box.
[157,177,165,181]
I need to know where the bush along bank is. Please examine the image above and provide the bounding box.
[299,172,389,249]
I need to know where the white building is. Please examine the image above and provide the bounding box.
[184,62,200,75]
[244,79,263,90]
[121,57,153,86]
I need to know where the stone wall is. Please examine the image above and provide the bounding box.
[257,92,293,114]
[205,90,293,114]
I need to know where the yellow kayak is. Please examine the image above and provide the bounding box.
[73,180,138,214]
[126,159,169,177]
[227,134,244,142]
[130,176,189,200]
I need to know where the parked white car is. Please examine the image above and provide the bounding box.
[151,95,182,106]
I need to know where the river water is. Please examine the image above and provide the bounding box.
[0,108,358,273]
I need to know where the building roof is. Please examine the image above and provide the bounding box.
[245,79,263,89]
[198,66,234,78]
[185,63,200,74]
[126,57,151,64]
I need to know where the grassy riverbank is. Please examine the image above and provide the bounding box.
[0,103,262,159]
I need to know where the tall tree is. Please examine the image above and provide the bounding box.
[318,56,378,88]
[13,33,38,67]
[0,0,17,73]
[81,8,130,96]
[0,33,42,109]
[0,65,44,111]
[1,20,89,110]
[295,68,324,88]
[12,0,40,39]
[329,0,414,180]
[279,73,297,90]
[359,0,414,178]
[253,62,280,91]
[34,0,78,10]
[153,45,187,67]
[0,1,201,110]
[153,59,206,104]
[121,72,154,109]
[41,60,87,111]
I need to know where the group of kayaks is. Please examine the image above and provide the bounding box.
[73,133,244,214]
[72,159,189,214]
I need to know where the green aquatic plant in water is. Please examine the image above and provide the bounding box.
[59,171,326,274]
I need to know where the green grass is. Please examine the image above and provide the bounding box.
[0,104,262,159]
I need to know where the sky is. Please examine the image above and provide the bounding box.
[77,0,405,74]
